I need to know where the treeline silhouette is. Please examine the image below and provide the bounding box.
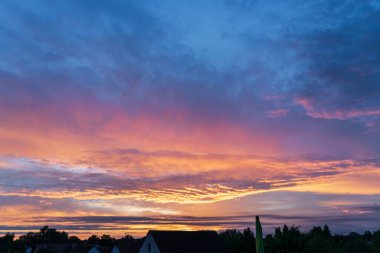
[1,225,380,253]
[220,225,380,253]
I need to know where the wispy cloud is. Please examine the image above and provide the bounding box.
[2,207,380,237]
[1,154,379,204]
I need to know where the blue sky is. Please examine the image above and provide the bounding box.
[0,0,380,237]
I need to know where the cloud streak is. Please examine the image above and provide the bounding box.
[1,153,379,204]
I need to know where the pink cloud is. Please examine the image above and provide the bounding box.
[267,109,289,118]
[295,98,380,120]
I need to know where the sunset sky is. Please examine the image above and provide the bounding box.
[1,0,380,238]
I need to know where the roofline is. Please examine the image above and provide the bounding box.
[147,230,217,233]
[146,230,219,239]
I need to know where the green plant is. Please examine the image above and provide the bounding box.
[256,216,264,253]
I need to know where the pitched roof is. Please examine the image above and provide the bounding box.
[148,230,224,253]
[34,243,76,253]
[71,244,96,253]
[114,239,142,253]
[96,246,111,253]
[70,242,113,253]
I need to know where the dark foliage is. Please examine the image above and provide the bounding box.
[0,233,24,253]
[86,235,100,245]
[18,226,68,245]
[86,234,115,247]
[68,236,80,243]
[219,228,255,253]
[219,225,380,253]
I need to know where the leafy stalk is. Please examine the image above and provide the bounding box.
[256,216,264,253]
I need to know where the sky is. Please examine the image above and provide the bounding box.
[0,0,380,238]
